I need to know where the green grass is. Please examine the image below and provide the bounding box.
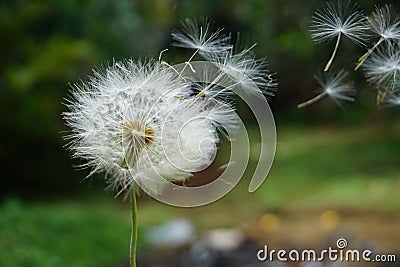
[259,123,400,212]
[0,198,132,267]
[1,123,399,266]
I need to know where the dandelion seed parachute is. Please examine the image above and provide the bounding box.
[171,17,233,55]
[382,92,400,106]
[316,70,356,106]
[298,70,356,108]
[171,18,276,97]
[368,5,400,42]
[355,5,400,70]
[310,1,367,44]
[310,0,367,71]
[362,43,400,90]
[202,46,277,97]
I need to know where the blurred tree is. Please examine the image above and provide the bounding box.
[0,0,397,197]
[0,0,163,197]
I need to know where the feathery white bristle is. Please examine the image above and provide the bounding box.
[363,43,400,89]
[368,5,400,41]
[310,0,368,44]
[316,70,357,107]
[382,92,400,106]
[203,47,277,97]
[171,18,233,54]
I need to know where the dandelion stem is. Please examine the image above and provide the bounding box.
[355,37,384,71]
[209,82,238,99]
[174,49,199,83]
[377,90,388,105]
[195,72,224,98]
[158,49,168,64]
[130,190,138,267]
[179,49,199,76]
[297,91,328,108]
[324,32,341,72]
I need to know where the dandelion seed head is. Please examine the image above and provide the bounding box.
[64,18,276,196]
[63,60,234,195]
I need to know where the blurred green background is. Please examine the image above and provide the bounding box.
[1,0,399,266]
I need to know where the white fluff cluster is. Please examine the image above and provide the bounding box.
[363,44,400,89]
[303,1,400,107]
[316,70,356,108]
[64,60,234,195]
[360,5,400,105]
[64,18,275,195]
[171,18,277,97]
[171,18,232,54]
[368,5,400,43]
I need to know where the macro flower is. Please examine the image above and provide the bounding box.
[64,18,276,196]
[310,0,367,71]
[356,5,400,70]
[298,70,356,108]
[63,60,237,195]
[64,18,275,267]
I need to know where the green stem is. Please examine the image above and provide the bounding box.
[130,190,137,267]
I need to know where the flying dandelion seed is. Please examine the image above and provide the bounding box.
[298,70,356,108]
[362,42,400,91]
[310,0,367,71]
[382,91,400,106]
[202,45,277,98]
[171,17,232,63]
[355,4,400,70]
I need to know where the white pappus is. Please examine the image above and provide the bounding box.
[298,70,356,109]
[310,0,368,71]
